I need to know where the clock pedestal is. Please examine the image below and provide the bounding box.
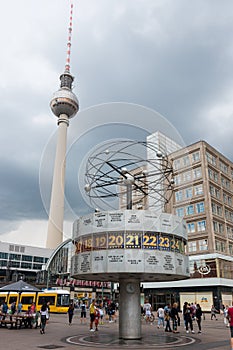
[119,278,141,339]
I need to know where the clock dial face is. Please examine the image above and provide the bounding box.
[126,282,135,294]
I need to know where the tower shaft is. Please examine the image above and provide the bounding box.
[46,115,69,249]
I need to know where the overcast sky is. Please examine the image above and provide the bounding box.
[1,0,233,248]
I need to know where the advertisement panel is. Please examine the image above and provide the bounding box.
[180,291,213,312]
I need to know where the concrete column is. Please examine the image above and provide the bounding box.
[119,278,141,339]
[46,114,69,249]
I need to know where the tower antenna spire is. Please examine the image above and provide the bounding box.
[65,0,74,73]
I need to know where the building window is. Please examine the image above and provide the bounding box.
[183,155,190,167]
[173,159,182,170]
[0,260,7,267]
[176,207,184,217]
[183,171,192,182]
[199,239,208,251]
[206,151,217,166]
[185,187,193,199]
[215,240,225,252]
[11,261,20,268]
[229,245,233,255]
[33,256,44,263]
[0,252,8,259]
[213,221,218,232]
[196,202,205,213]
[9,253,21,261]
[175,190,183,202]
[186,205,194,215]
[193,167,202,179]
[21,262,32,269]
[219,160,228,174]
[192,151,200,163]
[194,185,203,196]
[187,222,195,233]
[188,241,197,252]
[33,263,42,270]
[197,220,206,232]
[174,174,182,185]
[216,205,222,216]
[22,255,33,262]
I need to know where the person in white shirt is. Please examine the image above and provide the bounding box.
[143,299,152,324]
[157,306,165,328]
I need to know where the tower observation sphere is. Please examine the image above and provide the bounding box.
[50,71,79,119]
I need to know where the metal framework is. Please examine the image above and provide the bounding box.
[84,140,174,211]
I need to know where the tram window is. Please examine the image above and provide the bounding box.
[57,294,70,307]
[38,296,55,306]
[21,296,34,304]
[0,296,6,304]
[9,296,17,304]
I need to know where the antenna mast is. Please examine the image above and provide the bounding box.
[65,0,74,73]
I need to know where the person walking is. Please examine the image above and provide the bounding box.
[143,298,152,324]
[196,304,203,333]
[170,302,179,333]
[40,302,49,334]
[157,306,165,329]
[80,300,87,324]
[211,305,218,320]
[164,304,172,332]
[89,299,96,332]
[183,302,194,334]
[68,302,75,325]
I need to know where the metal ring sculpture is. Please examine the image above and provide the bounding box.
[84,140,174,211]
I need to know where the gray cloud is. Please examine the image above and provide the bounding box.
[1,0,233,243]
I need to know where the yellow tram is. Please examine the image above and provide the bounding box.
[0,289,70,313]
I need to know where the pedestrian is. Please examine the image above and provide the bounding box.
[68,302,75,325]
[143,298,152,324]
[170,302,179,333]
[157,306,165,329]
[80,300,87,324]
[226,303,233,350]
[196,304,203,333]
[224,305,230,327]
[17,301,23,313]
[94,307,100,331]
[210,305,218,320]
[89,299,96,332]
[183,302,194,334]
[164,304,172,332]
[10,301,16,315]
[40,302,49,334]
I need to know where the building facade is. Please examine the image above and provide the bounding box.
[0,241,52,284]
[144,139,233,311]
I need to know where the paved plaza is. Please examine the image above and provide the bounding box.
[0,311,231,350]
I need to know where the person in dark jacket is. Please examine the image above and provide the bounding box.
[196,304,203,333]
[183,302,194,334]
[68,302,75,325]
[170,302,179,333]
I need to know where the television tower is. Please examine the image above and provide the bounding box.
[46,1,79,249]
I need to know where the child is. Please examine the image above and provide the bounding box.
[94,308,100,331]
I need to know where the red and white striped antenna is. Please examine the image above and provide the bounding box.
[65,0,74,73]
